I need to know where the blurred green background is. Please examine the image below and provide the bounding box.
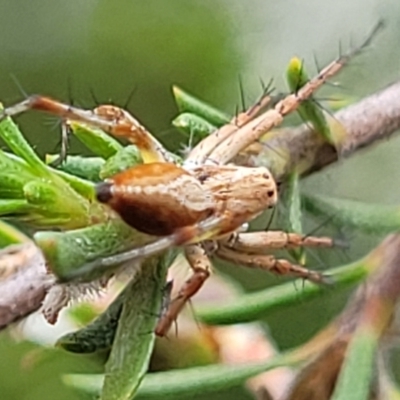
[0,0,400,399]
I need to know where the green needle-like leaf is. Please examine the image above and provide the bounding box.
[100,145,143,179]
[46,154,105,182]
[286,57,337,145]
[48,168,95,200]
[0,114,97,228]
[0,113,50,176]
[0,199,31,215]
[0,220,31,247]
[70,121,123,158]
[280,171,306,263]
[303,193,400,234]
[172,112,216,144]
[56,288,125,353]
[172,86,230,127]
[331,330,377,400]
[64,352,294,399]
[101,253,172,400]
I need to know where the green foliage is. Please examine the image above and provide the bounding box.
[279,171,306,263]
[303,193,400,234]
[46,154,105,182]
[69,121,123,159]
[172,112,217,145]
[101,254,172,400]
[286,57,337,145]
[173,86,230,127]
[0,115,95,229]
[56,288,124,353]
[100,146,143,179]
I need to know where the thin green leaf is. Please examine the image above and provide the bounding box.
[0,199,31,215]
[331,329,377,400]
[46,154,105,182]
[22,180,92,229]
[0,115,96,227]
[64,352,293,399]
[70,121,123,159]
[0,112,50,175]
[2,151,95,201]
[172,112,217,143]
[0,220,30,247]
[280,171,305,263]
[100,145,143,179]
[56,288,125,353]
[172,86,230,127]
[101,252,173,400]
[48,167,95,200]
[0,173,29,198]
[0,149,36,175]
[303,193,400,234]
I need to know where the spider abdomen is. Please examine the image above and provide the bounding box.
[95,162,215,236]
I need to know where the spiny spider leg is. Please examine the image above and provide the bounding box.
[185,90,273,166]
[215,231,336,284]
[215,246,328,285]
[63,215,223,282]
[188,21,383,166]
[156,230,335,336]
[0,95,171,163]
[155,244,211,337]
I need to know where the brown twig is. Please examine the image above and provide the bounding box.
[0,242,54,329]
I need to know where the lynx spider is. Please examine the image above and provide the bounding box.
[0,25,380,335]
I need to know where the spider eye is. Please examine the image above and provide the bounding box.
[96,182,113,203]
[267,190,275,198]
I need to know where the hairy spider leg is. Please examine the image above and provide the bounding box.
[187,21,384,166]
[216,246,330,285]
[62,215,223,282]
[155,244,211,337]
[0,95,170,163]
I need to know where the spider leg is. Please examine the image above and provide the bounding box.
[215,245,329,285]
[187,22,383,165]
[220,231,335,253]
[184,90,273,167]
[0,95,171,163]
[155,244,211,337]
[63,215,223,282]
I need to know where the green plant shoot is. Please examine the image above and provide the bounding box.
[286,57,337,145]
